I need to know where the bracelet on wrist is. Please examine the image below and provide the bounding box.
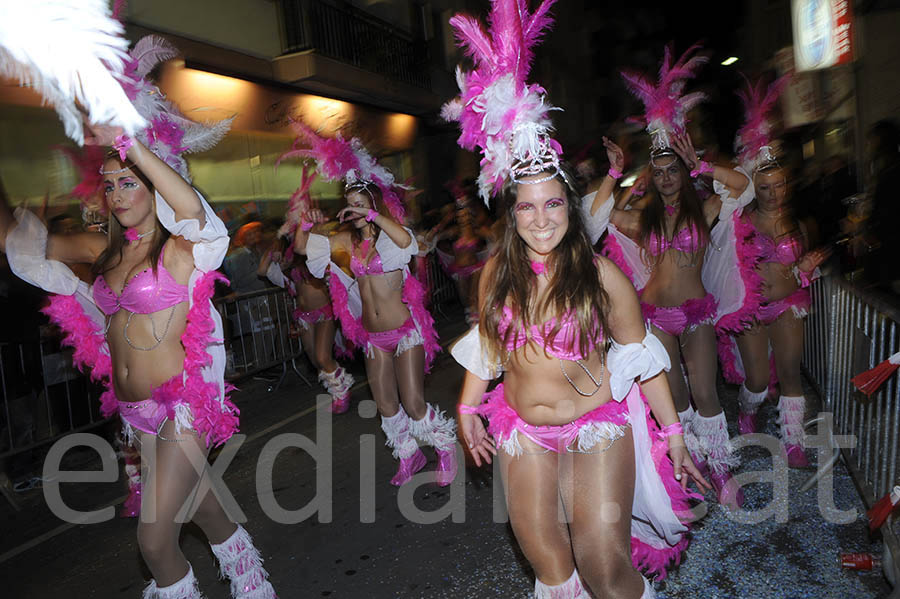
[458,404,481,415]
[113,134,133,161]
[365,209,379,223]
[658,422,684,439]
[690,160,714,178]
[608,167,623,180]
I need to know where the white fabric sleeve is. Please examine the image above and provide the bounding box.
[6,208,80,295]
[581,191,614,245]
[703,214,744,322]
[155,188,229,272]
[376,227,418,272]
[304,234,332,279]
[608,225,650,291]
[265,262,286,288]
[450,325,502,381]
[713,166,754,221]
[607,329,671,402]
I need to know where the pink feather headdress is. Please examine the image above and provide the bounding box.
[109,35,233,182]
[442,0,561,204]
[276,163,317,240]
[277,119,409,221]
[735,74,790,174]
[621,44,708,156]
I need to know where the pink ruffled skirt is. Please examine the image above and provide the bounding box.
[641,292,717,337]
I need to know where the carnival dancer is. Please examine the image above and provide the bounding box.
[445,3,709,597]
[582,45,750,508]
[262,164,354,413]
[707,76,830,467]
[287,122,456,487]
[0,32,275,598]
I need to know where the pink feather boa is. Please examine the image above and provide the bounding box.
[181,271,239,447]
[601,232,637,287]
[328,270,368,350]
[402,273,441,372]
[715,212,766,334]
[42,294,117,418]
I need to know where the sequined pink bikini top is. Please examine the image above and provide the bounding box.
[647,224,705,256]
[349,239,385,277]
[756,231,802,265]
[93,247,189,316]
[497,306,599,361]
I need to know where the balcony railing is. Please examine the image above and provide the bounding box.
[281,0,431,90]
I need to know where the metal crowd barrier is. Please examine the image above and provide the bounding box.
[802,274,900,589]
[215,286,311,388]
[424,251,459,320]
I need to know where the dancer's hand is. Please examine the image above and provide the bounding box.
[798,246,831,273]
[459,412,496,467]
[82,118,125,147]
[337,205,369,223]
[671,132,699,171]
[304,208,328,225]
[602,136,625,174]
[668,443,712,493]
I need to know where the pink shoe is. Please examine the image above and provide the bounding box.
[329,394,350,414]
[119,483,141,518]
[738,411,758,435]
[435,448,458,487]
[710,471,744,509]
[390,449,426,486]
[785,444,809,468]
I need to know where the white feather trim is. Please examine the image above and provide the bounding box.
[0,0,147,145]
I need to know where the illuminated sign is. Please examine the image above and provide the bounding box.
[791,0,854,71]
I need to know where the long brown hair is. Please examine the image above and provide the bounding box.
[479,167,612,366]
[640,154,709,267]
[91,159,170,277]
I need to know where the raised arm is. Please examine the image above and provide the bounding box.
[0,174,105,263]
[337,205,412,249]
[84,121,204,226]
[292,208,327,256]
[671,132,749,199]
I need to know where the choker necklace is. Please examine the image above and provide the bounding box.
[663,201,680,216]
[124,228,154,243]
[529,260,546,276]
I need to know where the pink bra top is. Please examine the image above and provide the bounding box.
[93,248,189,316]
[350,253,384,277]
[647,224,705,256]
[756,231,802,265]
[497,306,599,362]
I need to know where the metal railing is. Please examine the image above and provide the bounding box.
[215,286,311,388]
[281,0,430,89]
[802,274,900,589]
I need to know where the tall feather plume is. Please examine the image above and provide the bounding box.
[442,0,561,204]
[735,73,790,172]
[0,0,147,145]
[621,43,708,150]
[283,119,408,221]
[129,35,179,80]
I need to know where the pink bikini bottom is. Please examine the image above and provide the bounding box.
[758,288,810,325]
[294,304,334,330]
[366,317,423,357]
[471,383,632,456]
[117,376,189,441]
[641,293,717,337]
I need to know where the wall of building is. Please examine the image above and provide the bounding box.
[128,0,283,58]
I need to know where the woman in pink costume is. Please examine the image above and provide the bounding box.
[584,45,751,508]
[709,76,829,467]
[262,165,354,413]
[445,3,708,597]
[288,123,456,487]
[0,36,275,599]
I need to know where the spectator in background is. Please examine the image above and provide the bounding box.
[223,220,268,293]
[865,120,900,293]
